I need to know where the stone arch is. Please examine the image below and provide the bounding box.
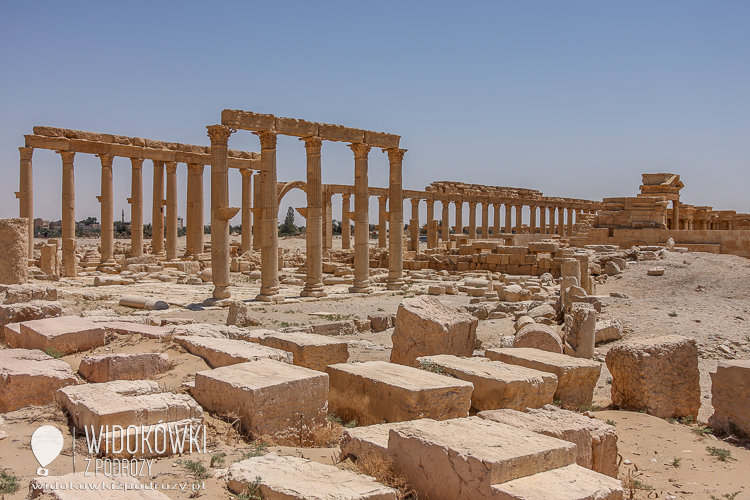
[277,181,307,206]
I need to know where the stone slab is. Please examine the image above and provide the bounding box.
[226,453,397,499]
[7,316,105,355]
[0,348,79,412]
[709,360,750,437]
[416,355,557,411]
[490,464,624,500]
[192,359,328,438]
[29,472,172,499]
[97,321,172,339]
[485,348,601,409]
[259,331,349,371]
[175,335,292,368]
[78,353,170,383]
[340,421,414,459]
[325,360,473,426]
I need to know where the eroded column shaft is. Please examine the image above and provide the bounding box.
[341,193,351,250]
[302,137,325,297]
[129,158,144,257]
[165,161,178,260]
[349,143,371,293]
[98,154,114,264]
[186,164,205,256]
[441,201,450,243]
[152,161,165,254]
[468,202,477,239]
[208,125,234,300]
[378,196,388,248]
[387,148,405,290]
[241,168,253,254]
[256,131,280,300]
[59,151,76,277]
[410,199,420,252]
[18,147,34,258]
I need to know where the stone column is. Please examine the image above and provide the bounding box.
[301,137,325,297]
[549,207,556,235]
[529,205,537,234]
[17,147,34,258]
[152,161,165,255]
[386,148,406,290]
[493,203,501,238]
[323,193,333,251]
[441,201,450,242]
[673,199,680,231]
[409,198,420,252]
[252,173,261,250]
[481,202,489,239]
[567,207,574,235]
[378,196,388,248]
[454,201,463,235]
[255,130,281,301]
[186,163,204,256]
[558,206,565,236]
[165,161,178,261]
[349,143,372,293]
[341,193,351,250]
[240,168,253,254]
[97,154,115,265]
[504,203,512,233]
[58,151,77,277]
[540,206,547,234]
[467,201,477,239]
[207,125,235,300]
[426,199,436,249]
[515,205,523,234]
[129,158,144,257]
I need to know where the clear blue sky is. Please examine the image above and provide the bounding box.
[1,1,748,227]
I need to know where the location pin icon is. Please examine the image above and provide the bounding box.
[31,425,64,476]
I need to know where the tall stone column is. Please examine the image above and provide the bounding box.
[17,147,34,258]
[515,205,523,234]
[468,201,477,239]
[255,130,281,301]
[165,161,178,261]
[426,199,436,249]
[129,158,144,257]
[240,168,253,254]
[186,163,205,256]
[58,151,77,277]
[549,207,556,235]
[301,137,325,297]
[454,201,463,235]
[481,202,489,239]
[442,201,450,242]
[504,203,512,233]
[152,161,165,255]
[386,148,406,290]
[252,173,261,250]
[207,125,236,300]
[673,199,680,231]
[493,203,500,238]
[529,205,537,234]
[341,193,351,250]
[97,154,115,265]
[568,208,575,235]
[539,206,547,234]
[409,198,420,252]
[349,143,372,293]
[378,196,388,248]
[558,206,565,236]
[324,193,333,251]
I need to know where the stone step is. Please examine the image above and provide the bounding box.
[490,464,623,500]
[175,335,292,368]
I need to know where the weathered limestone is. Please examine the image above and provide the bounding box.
[386,148,406,290]
[17,147,34,258]
[513,323,564,354]
[442,201,451,242]
[595,319,623,344]
[259,331,349,371]
[0,349,78,412]
[387,417,578,500]
[151,160,164,255]
[240,167,253,253]
[490,464,624,500]
[709,360,750,437]
[58,151,77,277]
[29,472,173,500]
[390,295,478,366]
[368,313,394,332]
[485,348,601,408]
[226,453,397,500]
[0,302,62,331]
[96,321,172,339]
[193,360,328,437]
[252,172,262,251]
[301,137,326,297]
[0,218,28,285]
[417,355,557,411]
[78,353,170,383]
[97,154,115,266]
[40,241,59,276]
[564,303,596,358]
[128,158,144,257]
[208,125,237,300]
[164,161,178,260]
[225,300,261,327]
[1,284,57,303]
[175,336,292,368]
[342,193,352,249]
[479,405,619,477]
[326,361,472,425]
[340,421,414,459]
[186,163,205,256]
[378,196,388,248]
[350,143,372,293]
[606,335,700,419]
[118,295,168,310]
[6,316,105,355]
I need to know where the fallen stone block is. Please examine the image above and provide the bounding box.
[175,335,292,368]
[490,464,624,500]
[259,331,348,371]
[97,321,172,339]
[311,320,357,336]
[193,360,328,438]
[79,353,170,383]
[225,300,261,327]
[485,348,601,409]
[6,316,105,355]
[428,285,446,295]
[326,360,472,426]
[647,267,664,276]
[513,323,564,354]
[709,360,750,437]
[0,218,27,285]
[368,313,394,332]
[603,261,621,276]
[479,405,618,477]
[0,349,79,412]
[514,315,535,332]
[118,295,169,310]
[340,421,414,459]
[226,453,397,500]
[417,355,557,411]
[93,276,135,286]
[0,300,62,330]
[595,319,623,344]
[526,304,557,325]
[387,417,577,500]
[606,335,700,419]
[0,284,58,303]
[29,472,173,499]
[390,295,477,367]
[564,303,596,358]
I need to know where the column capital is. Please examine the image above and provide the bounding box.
[207,124,234,146]
[130,157,144,169]
[165,161,177,174]
[454,200,462,207]
[301,136,323,155]
[385,147,406,164]
[253,130,277,150]
[239,167,253,178]
[153,160,165,167]
[378,196,388,204]
[57,150,76,163]
[342,193,351,202]
[96,153,114,167]
[187,162,204,172]
[348,142,371,159]
[426,199,435,207]
[19,147,34,160]
[468,201,477,208]
[410,198,420,207]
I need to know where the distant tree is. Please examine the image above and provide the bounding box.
[143,223,153,238]
[278,207,297,236]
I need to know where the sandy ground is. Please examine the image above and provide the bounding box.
[1,237,749,499]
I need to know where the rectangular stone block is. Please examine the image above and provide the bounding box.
[9,316,105,355]
[364,130,400,149]
[0,348,79,412]
[709,360,750,437]
[416,355,557,411]
[259,331,349,371]
[97,321,172,339]
[221,109,275,130]
[325,361,473,426]
[387,417,577,500]
[175,335,292,368]
[340,421,414,459]
[1,284,57,303]
[319,123,365,143]
[485,348,601,409]
[192,360,328,438]
[490,464,624,500]
[275,116,318,137]
[78,353,171,383]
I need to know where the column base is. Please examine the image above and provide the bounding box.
[202,297,233,307]
[348,285,373,294]
[255,293,285,302]
[386,280,406,291]
[300,283,326,297]
[212,285,231,300]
